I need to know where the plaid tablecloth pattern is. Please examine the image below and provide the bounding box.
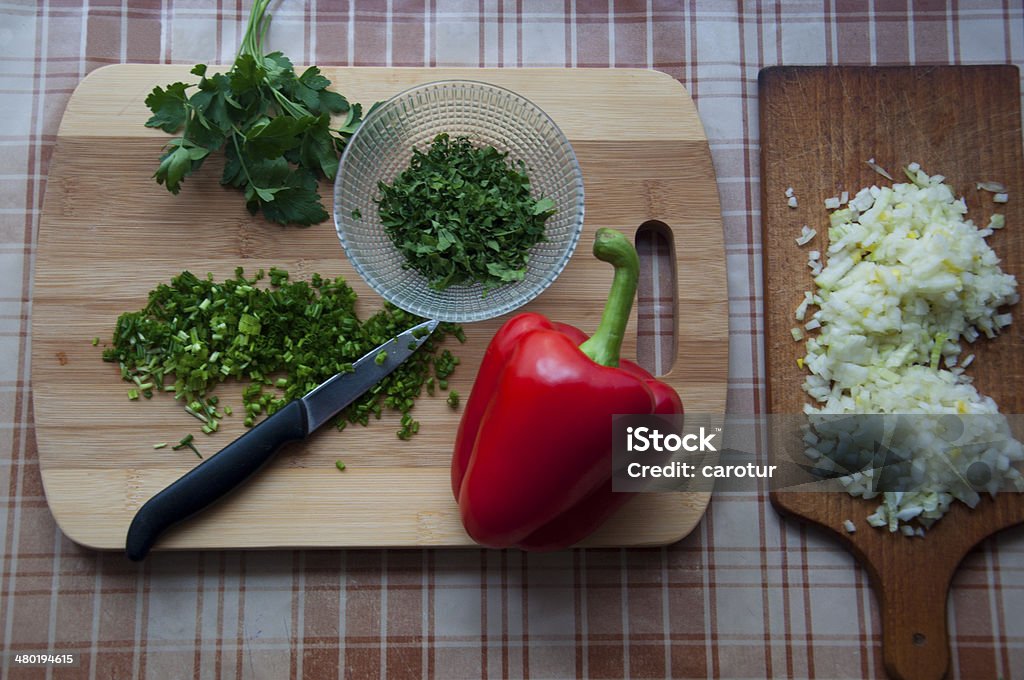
[2,1,1023,678]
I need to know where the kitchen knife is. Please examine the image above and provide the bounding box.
[125,318,440,561]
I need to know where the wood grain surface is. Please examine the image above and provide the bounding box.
[760,65,1024,680]
[32,66,728,552]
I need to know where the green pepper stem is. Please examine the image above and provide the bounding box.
[578,228,639,367]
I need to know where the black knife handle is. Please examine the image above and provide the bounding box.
[125,399,309,561]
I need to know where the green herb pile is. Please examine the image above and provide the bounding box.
[101,268,463,441]
[376,133,556,292]
[145,0,373,226]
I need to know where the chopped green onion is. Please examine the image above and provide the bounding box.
[171,434,202,458]
[101,268,462,439]
[184,405,208,423]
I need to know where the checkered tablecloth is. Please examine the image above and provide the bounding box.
[3,1,1023,678]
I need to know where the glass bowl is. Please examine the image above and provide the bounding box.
[333,80,585,323]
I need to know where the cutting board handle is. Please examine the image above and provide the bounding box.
[876,568,952,680]
[634,220,678,375]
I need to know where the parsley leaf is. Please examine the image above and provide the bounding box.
[299,116,342,180]
[245,115,315,159]
[144,82,190,133]
[257,173,329,226]
[189,72,235,133]
[144,0,373,226]
[154,139,210,194]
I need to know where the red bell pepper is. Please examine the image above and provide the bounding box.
[452,228,684,550]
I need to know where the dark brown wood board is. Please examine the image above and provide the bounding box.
[760,66,1024,680]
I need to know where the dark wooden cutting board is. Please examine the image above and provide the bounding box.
[760,66,1024,680]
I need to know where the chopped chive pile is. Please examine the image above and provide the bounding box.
[101,267,463,441]
[375,133,556,293]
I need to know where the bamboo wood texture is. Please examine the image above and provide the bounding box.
[32,66,727,552]
[759,66,1024,680]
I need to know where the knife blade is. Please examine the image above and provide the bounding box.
[124,318,439,561]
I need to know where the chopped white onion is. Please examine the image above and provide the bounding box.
[795,163,1021,536]
[866,158,894,180]
[795,291,813,321]
[796,225,816,246]
[977,180,1007,193]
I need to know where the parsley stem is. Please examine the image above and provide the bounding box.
[238,0,273,61]
[231,133,263,195]
[270,88,311,119]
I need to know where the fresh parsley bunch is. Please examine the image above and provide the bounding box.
[144,0,372,226]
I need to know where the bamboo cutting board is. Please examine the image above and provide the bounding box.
[760,66,1024,680]
[32,66,727,552]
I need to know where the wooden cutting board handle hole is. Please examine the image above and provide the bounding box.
[635,220,678,377]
